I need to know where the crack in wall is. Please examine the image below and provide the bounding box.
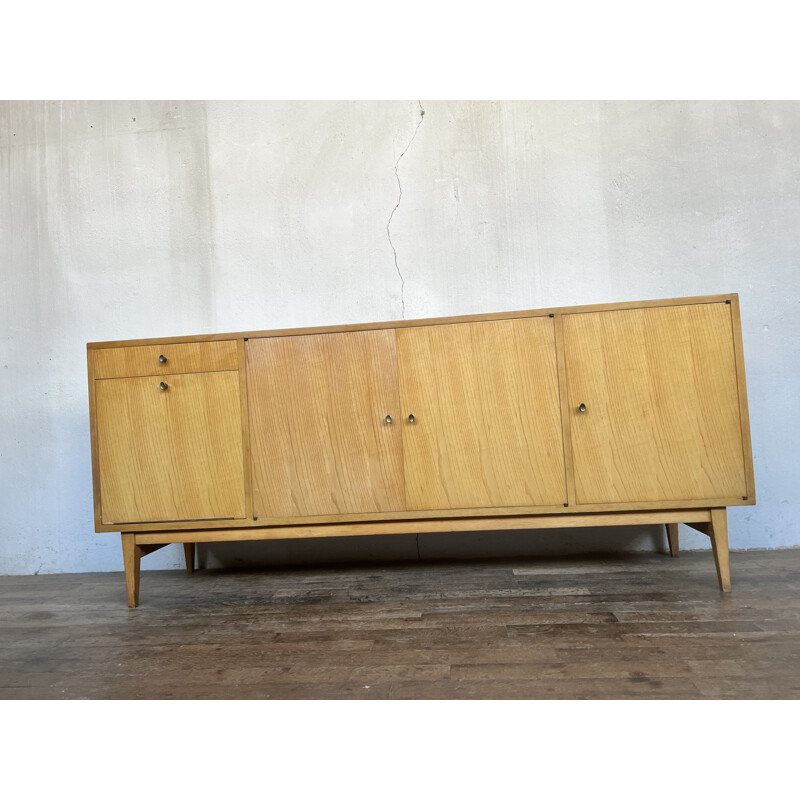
[387,101,425,319]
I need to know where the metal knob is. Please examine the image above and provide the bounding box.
[408,414,416,423]
[385,415,393,424]
[159,354,167,363]
[578,403,586,413]
[159,381,169,391]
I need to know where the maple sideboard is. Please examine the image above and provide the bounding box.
[87,294,755,607]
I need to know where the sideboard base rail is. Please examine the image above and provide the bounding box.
[120,507,730,608]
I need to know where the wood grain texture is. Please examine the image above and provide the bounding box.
[553,313,577,507]
[247,330,405,518]
[96,371,246,524]
[120,533,140,609]
[564,302,747,505]
[86,293,755,539]
[184,543,195,574]
[236,339,254,520]
[93,341,238,379]
[709,508,731,592]
[98,495,751,533]
[4,549,797,699]
[397,318,566,510]
[134,509,712,544]
[666,523,679,557]
[121,537,168,608]
[87,348,103,528]
[728,295,755,501]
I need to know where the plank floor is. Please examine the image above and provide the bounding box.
[2,550,799,699]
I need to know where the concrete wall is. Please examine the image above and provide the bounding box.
[1,100,798,575]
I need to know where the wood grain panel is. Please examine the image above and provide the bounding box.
[98,495,750,533]
[96,372,246,523]
[236,339,254,520]
[728,294,755,500]
[563,303,747,504]
[9,549,800,699]
[87,347,103,528]
[93,341,238,379]
[397,318,567,510]
[247,330,405,518]
[134,509,712,544]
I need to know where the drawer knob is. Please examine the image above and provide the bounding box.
[385,415,393,424]
[578,403,586,413]
[159,354,167,363]
[159,381,169,391]
[408,414,416,423]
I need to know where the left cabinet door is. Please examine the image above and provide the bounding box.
[95,371,247,524]
[247,330,405,518]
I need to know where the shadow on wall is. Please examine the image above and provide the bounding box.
[197,525,682,570]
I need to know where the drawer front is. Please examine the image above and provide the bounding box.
[93,340,238,379]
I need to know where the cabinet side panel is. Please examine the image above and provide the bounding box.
[87,347,103,530]
[397,317,567,510]
[728,295,755,500]
[96,371,246,523]
[247,330,406,517]
[564,303,748,504]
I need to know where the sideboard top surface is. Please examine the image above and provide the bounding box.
[86,293,740,350]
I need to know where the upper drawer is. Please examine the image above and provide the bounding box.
[93,340,239,379]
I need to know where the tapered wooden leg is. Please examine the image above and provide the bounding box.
[709,508,731,592]
[665,523,680,557]
[183,543,195,574]
[665,523,679,557]
[121,533,142,609]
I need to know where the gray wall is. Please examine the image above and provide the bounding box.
[1,100,798,575]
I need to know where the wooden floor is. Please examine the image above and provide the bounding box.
[2,549,799,699]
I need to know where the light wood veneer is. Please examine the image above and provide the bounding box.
[96,371,246,524]
[247,330,405,517]
[86,294,755,606]
[563,303,747,504]
[397,317,566,510]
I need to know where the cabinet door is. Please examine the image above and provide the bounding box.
[96,372,246,524]
[397,318,567,511]
[247,330,405,518]
[563,302,747,505]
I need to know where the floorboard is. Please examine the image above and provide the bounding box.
[2,550,799,699]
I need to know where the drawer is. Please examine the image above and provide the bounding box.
[93,340,239,379]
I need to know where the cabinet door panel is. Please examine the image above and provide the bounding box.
[397,318,567,510]
[563,303,747,504]
[247,330,405,518]
[96,372,246,523]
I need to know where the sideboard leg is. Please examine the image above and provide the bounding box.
[121,533,142,608]
[183,543,196,574]
[666,523,680,557]
[709,508,731,592]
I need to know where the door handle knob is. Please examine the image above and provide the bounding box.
[385,415,393,424]
[408,414,416,423]
[159,381,169,391]
[159,354,167,363]
[578,403,586,413]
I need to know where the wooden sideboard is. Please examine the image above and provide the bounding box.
[87,294,755,607]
